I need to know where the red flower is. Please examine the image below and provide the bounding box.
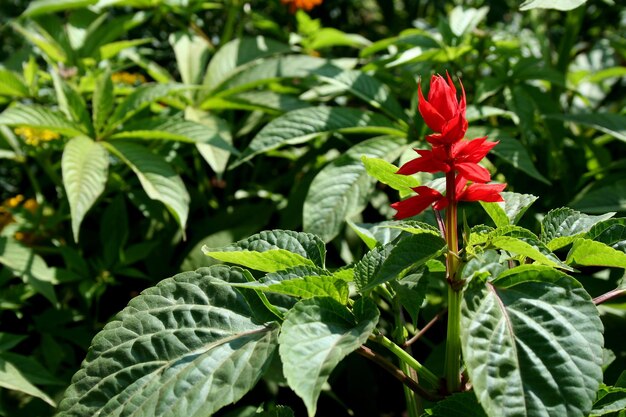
[281,0,323,13]
[456,176,506,203]
[418,73,467,145]
[390,186,448,219]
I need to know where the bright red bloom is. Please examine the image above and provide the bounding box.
[391,186,448,219]
[418,73,467,145]
[455,176,506,203]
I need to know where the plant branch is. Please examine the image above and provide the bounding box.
[356,346,441,402]
[403,309,447,348]
[593,288,626,305]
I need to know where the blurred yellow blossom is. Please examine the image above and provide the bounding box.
[111,72,147,85]
[23,198,38,213]
[14,127,60,146]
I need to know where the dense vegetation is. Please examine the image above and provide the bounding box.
[0,0,624,416]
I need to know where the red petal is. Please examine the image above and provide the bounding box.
[397,156,449,175]
[391,186,444,218]
[454,175,468,198]
[453,137,498,163]
[418,81,446,132]
[458,183,507,202]
[455,162,492,183]
[429,75,457,120]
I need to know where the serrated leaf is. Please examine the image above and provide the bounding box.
[62,137,109,242]
[462,266,603,417]
[303,136,405,242]
[106,84,187,131]
[56,266,279,417]
[354,233,445,293]
[362,155,419,198]
[586,218,626,253]
[0,104,84,136]
[541,208,614,251]
[230,266,348,304]
[202,230,326,272]
[480,192,538,227]
[566,239,626,268]
[104,141,189,230]
[279,297,379,417]
[236,107,404,165]
[0,237,57,305]
[0,69,29,97]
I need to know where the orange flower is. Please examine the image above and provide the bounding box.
[281,0,323,13]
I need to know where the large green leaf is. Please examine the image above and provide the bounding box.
[0,237,57,305]
[462,265,603,417]
[541,208,614,251]
[170,31,211,87]
[354,233,445,293]
[236,107,404,164]
[546,113,626,143]
[62,137,109,242]
[0,70,29,97]
[278,297,379,417]
[303,136,405,242]
[202,230,326,272]
[57,266,279,417]
[566,239,626,268]
[204,36,292,91]
[104,141,189,230]
[0,104,85,136]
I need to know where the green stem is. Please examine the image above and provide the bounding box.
[443,168,462,393]
[370,334,440,388]
[400,360,422,417]
[221,0,241,45]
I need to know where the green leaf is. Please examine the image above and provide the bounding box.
[0,104,84,136]
[546,113,626,143]
[92,71,114,135]
[236,107,404,165]
[354,234,445,293]
[104,141,189,230]
[204,36,292,91]
[449,6,489,37]
[428,391,487,417]
[0,354,56,406]
[21,0,97,17]
[362,156,419,198]
[480,192,538,227]
[347,220,405,250]
[490,235,567,269]
[12,21,68,63]
[62,137,109,242]
[106,84,187,132]
[0,333,27,352]
[51,70,93,136]
[303,136,405,242]
[100,39,151,60]
[0,237,57,305]
[170,31,211,86]
[306,28,370,50]
[230,266,348,304]
[56,266,279,417]
[571,180,626,213]
[586,218,626,252]
[0,69,29,97]
[186,108,234,177]
[462,266,603,417]
[278,297,379,417]
[591,386,626,416]
[566,239,626,268]
[202,230,326,272]
[541,208,614,251]
[520,0,587,11]
[312,68,407,122]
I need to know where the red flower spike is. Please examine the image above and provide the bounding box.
[396,148,450,175]
[418,73,468,145]
[391,186,446,219]
[458,182,507,203]
[451,137,498,163]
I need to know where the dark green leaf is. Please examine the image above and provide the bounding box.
[541,208,614,251]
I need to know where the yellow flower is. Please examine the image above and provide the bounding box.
[111,72,147,85]
[7,194,25,207]
[23,198,38,213]
[281,0,323,13]
[14,126,60,146]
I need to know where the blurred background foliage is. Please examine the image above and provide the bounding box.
[0,0,624,415]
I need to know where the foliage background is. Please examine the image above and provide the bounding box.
[0,0,624,415]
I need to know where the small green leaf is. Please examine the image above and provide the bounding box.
[0,354,56,406]
[104,141,189,230]
[236,107,404,165]
[279,297,379,417]
[545,113,626,143]
[202,230,326,272]
[57,266,279,417]
[541,208,614,251]
[100,39,151,60]
[170,31,211,86]
[586,218,626,253]
[490,235,569,269]
[354,233,445,293]
[62,137,109,242]
[51,71,93,136]
[92,71,114,135]
[362,155,419,197]
[185,108,234,177]
[566,239,626,268]
[449,6,489,37]
[590,386,626,416]
[462,266,603,417]
[0,69,29,97]
[303,136,405,242]
[480,192,538,227]
[0,333,27,352]
[347,220,405,249]
[520,0,587,11]
[0,104,84,136]
[21,0,97,17]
